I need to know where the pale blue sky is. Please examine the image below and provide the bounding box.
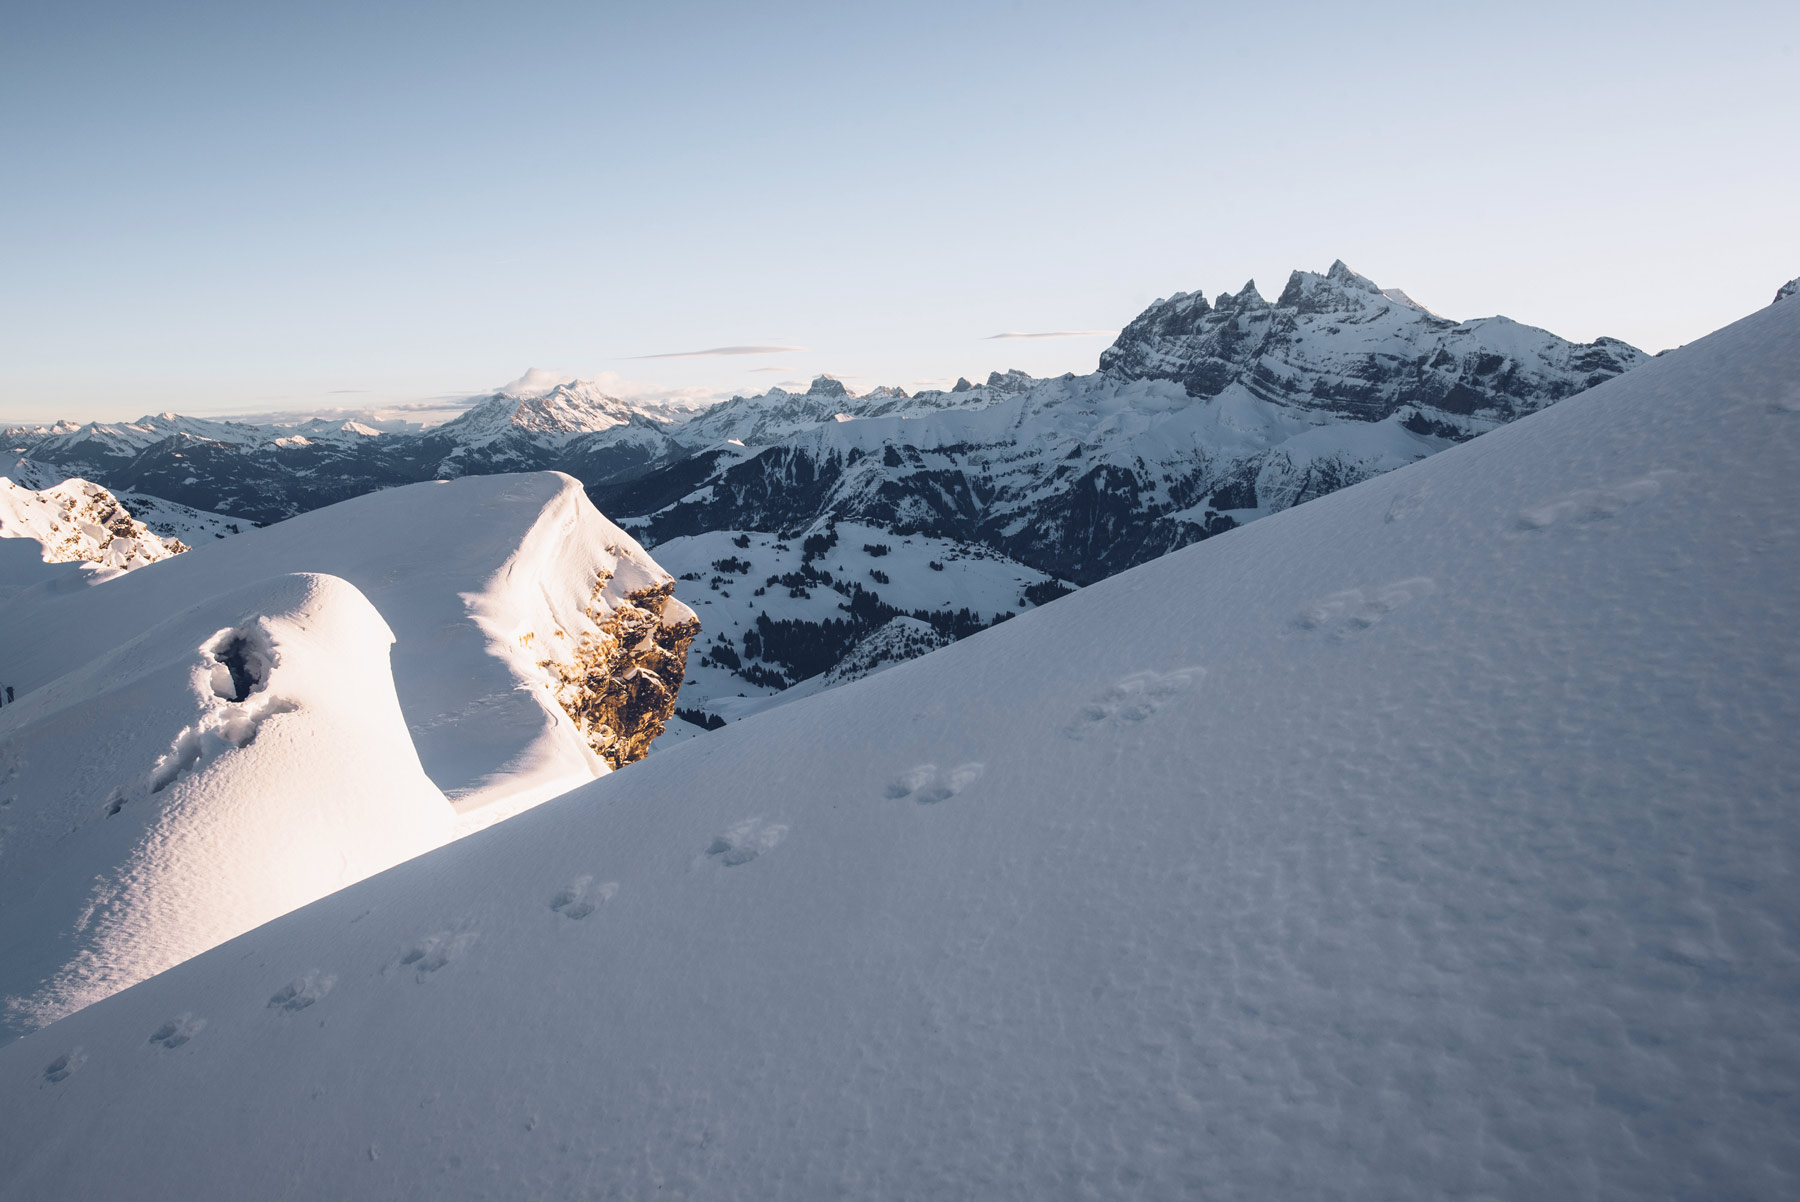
[2,0,1795,424]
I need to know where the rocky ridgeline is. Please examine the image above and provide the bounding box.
[542,575,700,768]
[0,474,187,570]
[1099,261,1647,428]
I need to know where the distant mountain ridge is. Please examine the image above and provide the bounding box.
[6,263,1654,702]
[5,262,1646,531]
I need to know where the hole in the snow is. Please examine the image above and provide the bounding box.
[212,635,259,702]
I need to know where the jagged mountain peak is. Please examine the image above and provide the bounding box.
[1777,276,1798,304]
[1214,280,1267,311]
[806,375,849,398]
[499,367,574,398]
[1277,259,1388,310]
[1101,261,1646,423]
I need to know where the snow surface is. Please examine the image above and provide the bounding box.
[3,456,248,546]
[1,299,1797,1199]
[1,473,671,817]
[0,474,183,574]
[0,473,686,1035]
[0,573,453,1037]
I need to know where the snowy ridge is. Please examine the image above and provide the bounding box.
[0,474,695,1036]
[601,263,1651,595]
[3,457,245,547]
[0,573,453,1037]
[0,277,1792,1197]
[0,472,185,574]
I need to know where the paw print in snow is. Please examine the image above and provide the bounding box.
[1514,470,1677,532]
[268,970,336,1012]
[148,1013,206,1049]
[400,930,478,979]
[43,1048,85,1083]
[885,761,984,803]
[551,875,618,919]
[1067,667,1203,737]
[706,819,787,867]
[1293,579,1435,640]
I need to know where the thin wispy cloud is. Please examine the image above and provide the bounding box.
[624,345,805,360]
[747,366,793,373]
[983,330,1117,340]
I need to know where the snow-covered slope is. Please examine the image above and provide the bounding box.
[2,288,1792,1198]
[0,573,454,1038]
[0,475,694,1037]
[0,473,688,820]
[3,457,246,546]
[0,473,186,572]
[649,522,1062,723]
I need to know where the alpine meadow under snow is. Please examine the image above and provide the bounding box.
[0,287,1793,1198]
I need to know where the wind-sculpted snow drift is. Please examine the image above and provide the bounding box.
[0,574,452,1037]
[0,473,693,1037]
[0,293,1792,1198]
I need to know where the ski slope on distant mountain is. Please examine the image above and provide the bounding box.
[0,287,1791,1199]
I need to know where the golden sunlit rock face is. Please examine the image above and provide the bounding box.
[542,575,700,769]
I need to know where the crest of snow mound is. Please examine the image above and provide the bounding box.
[1,295,1793,1198]
[0,572,453,1039]
[0,474,186,573]
[0,473,697,826]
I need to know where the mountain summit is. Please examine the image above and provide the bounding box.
[1102,260,1647,421]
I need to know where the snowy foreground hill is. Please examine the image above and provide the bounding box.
[0,474,694,1039]
[0,296,1793,1198]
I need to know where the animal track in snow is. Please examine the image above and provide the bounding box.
[42,1048,85,1083]
[885,762,984,803]
[1514,469,1677,532]
[1293,579,1436,640]
[1383,484,1432,524]
[268,970,336,1012]
[706,818,787,867]
[148,1013,206,1049]
[1067,667,1204,737]
[550,875,618,919]
[400,931,477,979]
[884,763,938,799]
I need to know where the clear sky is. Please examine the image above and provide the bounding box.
[2,0,1795,425]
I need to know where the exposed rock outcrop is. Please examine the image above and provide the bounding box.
[0,475,187,570]
[543,576,700,769]
[1099,259,1648,423]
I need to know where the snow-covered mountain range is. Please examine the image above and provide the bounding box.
[1,281,1792,1201]
[4,264,1653,710]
